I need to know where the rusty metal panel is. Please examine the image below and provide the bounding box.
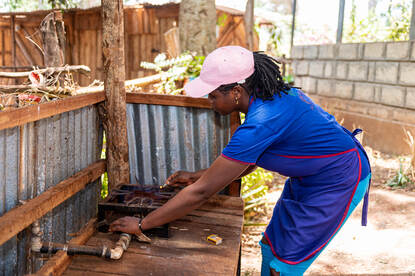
[0,105,102,275]
[127,104,230,188]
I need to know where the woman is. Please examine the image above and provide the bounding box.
[110,46,371,276]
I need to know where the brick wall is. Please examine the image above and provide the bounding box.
[291,42,415,154]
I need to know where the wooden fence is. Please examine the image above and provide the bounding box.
[0,4,253,86]
[0,91,240,274]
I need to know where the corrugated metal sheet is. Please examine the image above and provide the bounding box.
[0,105,102,275]
[127,103,231,188]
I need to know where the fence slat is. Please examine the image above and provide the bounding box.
[0,159,106,247]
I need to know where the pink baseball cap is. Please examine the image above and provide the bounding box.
[184,46,254,98]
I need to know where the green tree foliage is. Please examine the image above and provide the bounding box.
[343,0,411,43]
[140,52,205,95]
[1,0,78,12]
[242,168,273,215]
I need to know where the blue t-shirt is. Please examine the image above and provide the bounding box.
[222,88,370,264]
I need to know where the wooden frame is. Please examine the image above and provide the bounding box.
[0,160,105,246]
[126,92,212,109]
[0,91,104,131]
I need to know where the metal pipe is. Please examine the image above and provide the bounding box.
[31,222,132,260]
[39,242,111,258]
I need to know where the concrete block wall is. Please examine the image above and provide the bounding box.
[291,41,415,154]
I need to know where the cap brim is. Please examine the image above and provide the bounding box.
[184,77,219,98]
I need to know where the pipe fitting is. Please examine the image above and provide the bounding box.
[110,233,131,260]
[31,220,42,253]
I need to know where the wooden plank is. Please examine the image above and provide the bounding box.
[0,92,104,131]
[143,7,150,34]
[63,269,121,276]
[126,92,212,109]
[10,15,16,68]
[20,26,44,65]
[34,218,97,276]
[140,34,147,62]
[136,8,144,34]
[181,210,243,228]
[148,8,158,34]
[15,30,35,65]
[1,29,5,65]
[154,3,180,18]
[65,199,242,276]
[0,160,105,246]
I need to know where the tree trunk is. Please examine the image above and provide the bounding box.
[102,0,130,191]
[179,0,216,55]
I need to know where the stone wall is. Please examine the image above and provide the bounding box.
[291,41,415,155]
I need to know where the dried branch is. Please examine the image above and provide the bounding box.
[0,65,91,78]
[125,74,161,88]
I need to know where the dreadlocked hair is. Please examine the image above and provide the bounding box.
[245,51,292,100]
[217,52,292,100]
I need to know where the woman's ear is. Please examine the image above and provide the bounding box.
[232,86,243,99]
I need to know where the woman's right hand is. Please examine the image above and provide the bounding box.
[165,171,198,187]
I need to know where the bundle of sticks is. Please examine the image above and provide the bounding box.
[0,65,98,109]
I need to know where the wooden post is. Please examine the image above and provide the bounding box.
[410,0,415,40]
[336,0,346,43]
[290,0,297,51]
[40,11,65,66]
[244,0,254,51]
[102,0,130,191]
[10,15,16,84]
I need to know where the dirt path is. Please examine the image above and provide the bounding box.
[240,148,415,275]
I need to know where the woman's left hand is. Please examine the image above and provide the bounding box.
[109,216,141,235]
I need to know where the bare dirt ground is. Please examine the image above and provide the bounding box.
[240,147,415,275]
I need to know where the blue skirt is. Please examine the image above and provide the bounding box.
[260,173,371,276]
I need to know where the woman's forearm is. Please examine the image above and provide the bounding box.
[140,183,209,230]
[141,156,248,231]
[191,169,207,181]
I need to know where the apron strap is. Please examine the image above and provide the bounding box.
[346,127,371,226]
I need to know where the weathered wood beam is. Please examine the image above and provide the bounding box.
[0,65,91,78]
[40,11,65,67]
[74,74,161,95]
[34,218,97,276]
[102,0,130,191]
[126,92,212,109]
[244,0,254,50]
[0,160,106,246]
[0,92,104,131]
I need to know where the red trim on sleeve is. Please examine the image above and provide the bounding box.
[221,153,255,165]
